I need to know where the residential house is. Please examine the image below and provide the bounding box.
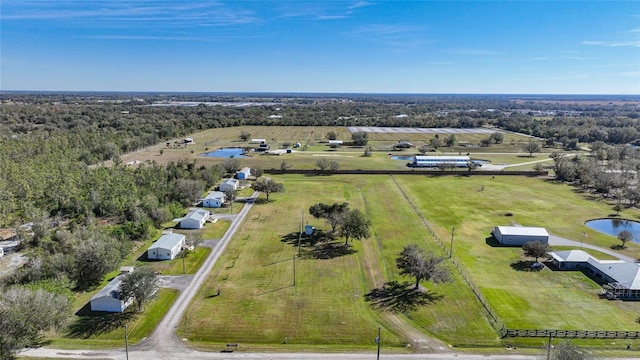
[219,178,239,192]
[90,275,132,313]
[148,233,186,260]
[202,191,226,208]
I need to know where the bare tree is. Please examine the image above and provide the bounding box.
[618,230,633,249]
[523,140,541,157]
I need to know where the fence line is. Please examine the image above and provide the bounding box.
[388,176,508,336]
[503,329,640,339]
[264,169,547,176]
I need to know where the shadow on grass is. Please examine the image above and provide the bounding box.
[611,244,626,250]
[365,281,443,313]
[485,236,508,247]
[301,241,357,260]
[280,230,331,249]
[67,303,137,339]
[510,260,543,272]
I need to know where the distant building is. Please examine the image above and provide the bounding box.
[251,139,266,144]
[328,140,343,145]
[236,167,251,180]
[202,191,226,208]
[492,226,549,246]
[409,156,472,168]
[219,178,239,192]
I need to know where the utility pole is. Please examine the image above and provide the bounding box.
[449,226,455,258]
[293,252,296,286]
[546,334,552,360]
[375,326,381,360]
[124,324,129,360]
[297,211,303,257]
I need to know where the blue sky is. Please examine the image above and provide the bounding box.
[1,1,639,94]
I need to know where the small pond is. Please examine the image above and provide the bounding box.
[391,155,415,161]
[201,148,247,158]
[585,218,640,243]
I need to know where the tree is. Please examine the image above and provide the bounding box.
[326,131,337,140]
[309,202,350,233]
[396,244,451,290]
[173,178,205,206]
[119,267,159,312]
[490,132,504,144]
[429,137,443,149]
[221,158,241,175]
[352,131,368,146]
[315,158,330,172]
[280,161,291,171]
[522,240,551,263]
[418,145,430,155]
[252,181,284,201]
[363,145,373,157]
[0,287,72,359]
[239,131,251,141]
[523,140,541,157]
[549,340,592,360]
[337,208,370,245]
[445,134,456,147]
[328,160,340,173]
[72,235,122,290]
[251,166,264,178]
[618,230,633,249]
[223,188,236,207]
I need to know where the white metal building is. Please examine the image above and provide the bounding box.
[90,275,132,313]
[176,209,210,229]
[148,233,186,260]
[219,178,239,192]
[410,156,472,168]
[492,226,549,246]
[202,191,225,208]
[236,167,251,180]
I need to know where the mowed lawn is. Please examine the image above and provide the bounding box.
[394,175,640,331]
[178,175,498,349]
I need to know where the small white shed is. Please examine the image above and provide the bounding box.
[177,209,210,229]
[202,191,225,208]
[236,167,251,180]
[492,226,549,246]
[219,178,239,192]
[148,233,186,260]
[90,275,132,313]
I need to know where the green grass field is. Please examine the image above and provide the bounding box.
[177,173,640,351]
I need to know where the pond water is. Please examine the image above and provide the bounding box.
[201,148,247,158]
[391,155,415,161]
[585,218,640,243]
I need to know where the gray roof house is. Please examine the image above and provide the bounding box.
[90,275,133,313]
[202,191,225,208]
[148,233,186,260]
[174,209,210,229]
[549,250,640,299]
[219,178,239,192]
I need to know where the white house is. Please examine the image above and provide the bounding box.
[175,209,210,229]
[251,138,266,144]
[202,191,226,208]
[236,167,251,180]
[219,178,239,192]
[90,275,132,313]
[328,140,343,145]
[549,250,640,299]
[492,226,549,246]
[148,233,186,260]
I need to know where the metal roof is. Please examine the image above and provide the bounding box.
[548,250,593,262]
[149,233,186,251]
[91,275,125,301]
[495,226,549,237]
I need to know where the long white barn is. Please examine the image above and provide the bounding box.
[410,156,472,168]
[492,226,549,246]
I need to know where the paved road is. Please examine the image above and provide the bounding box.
[549,235,636,262]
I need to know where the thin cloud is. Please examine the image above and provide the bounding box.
[1,2,259,26]
[348,2,374,10]
[345,24,429,49]
[446,48,499,56]
[583,40,640,47]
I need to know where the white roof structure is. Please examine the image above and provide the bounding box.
[494,226,549,237]
[548,250,593,263]
[414,155,471,161]
[204,191,225,201]
[149,233,186,251]
[549,250,640,291]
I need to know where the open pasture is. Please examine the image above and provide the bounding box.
[119,126,555,172]
[394,175,640,332]
[177,175,498,350]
